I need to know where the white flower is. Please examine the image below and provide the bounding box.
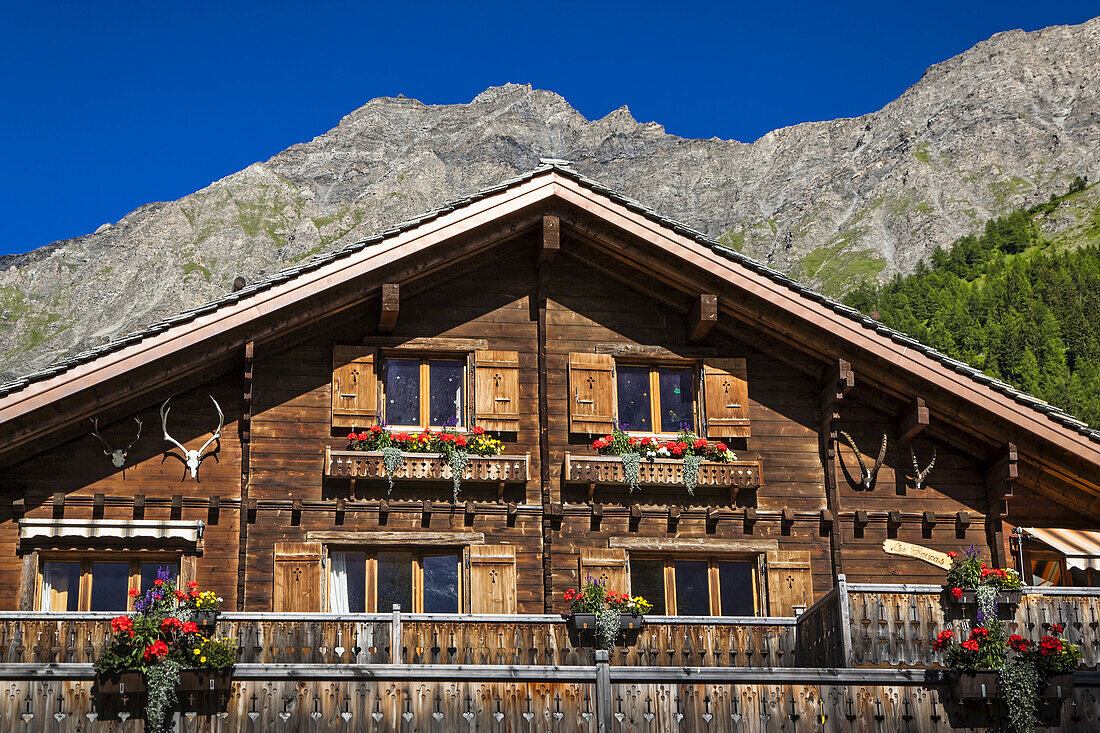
[645,450,656,459]
[657,446,670,457]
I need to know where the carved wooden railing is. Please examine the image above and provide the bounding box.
[325,448,530,483]
[792,583,849,666]
[846,584,1100,669]
[401,615,798,667]
[563,453,762,490]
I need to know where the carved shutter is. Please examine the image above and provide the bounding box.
[466,545,517,613]
[765,550,813,616]
[702,358,750,438]
[332,347,377,429]
[474,350,520,432]
[567,353,616,434]
[579,548,628,595]
[273,542,324,612]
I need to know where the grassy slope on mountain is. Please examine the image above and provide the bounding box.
[844,177,1100,427]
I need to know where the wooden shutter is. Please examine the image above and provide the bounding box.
[273,542,323,612]
[702,358,750,438]
[332,347,377,429]
[567,353,616,434]
[579,548,628,595]
[473,350,520,432]
[466,545,517,613]
[765,550,813,616]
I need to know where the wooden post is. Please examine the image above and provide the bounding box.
[390,604,402,664]
[537,227,554,611]
[238,341,254,610]
[594,649,612,732]
[819,359,853,583]
[898,397,929,443]
[687,293,718,343]
[836,574,854,667]
[18,551,37,611]
[541,215,560,263]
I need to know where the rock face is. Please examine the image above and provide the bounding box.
[1,18,1098,381]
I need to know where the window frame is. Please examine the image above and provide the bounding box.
[37,552,184,612]
[328,546,464,613]
[381,354,469,431]
[614,360,699,438]
[629,554,763,616]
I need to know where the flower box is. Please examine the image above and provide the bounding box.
[1041,673,1075,699]
[565,613,598,631]
[950,670,1000,699]
[619,613,645,632]
[564,613,645,647]
[952,589,1022,606]
[94,670,146,718]
[191,610,219,633]
[564,453,762,491]
[325,448,529,484]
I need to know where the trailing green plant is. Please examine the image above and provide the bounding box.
[445,448,470,502]
[145,658,181,732]
[347,425,505,495]
[381,446,404,492]
[1000,656,1041,733]
[591,426,737,493]
[564,577,653,649]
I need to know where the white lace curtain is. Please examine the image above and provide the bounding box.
[328,551,350,613]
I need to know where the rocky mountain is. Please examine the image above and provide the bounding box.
[1,17,1098,381]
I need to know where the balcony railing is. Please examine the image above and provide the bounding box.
[564,453,762,491]
[325,448,530,484]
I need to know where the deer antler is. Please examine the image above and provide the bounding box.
[125,417,143,452]
[908,445,936,490]
[159,399,189,455]
[160,397,223,480]
[197,396,223,455]
[89,417,114,456]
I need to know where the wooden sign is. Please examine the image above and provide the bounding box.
[882,539,952,570]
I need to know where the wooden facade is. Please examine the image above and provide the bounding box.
[0,166,1098,729]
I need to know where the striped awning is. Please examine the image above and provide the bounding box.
[1024,527,1100,571]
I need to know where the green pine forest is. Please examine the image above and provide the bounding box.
[844,177,1100,427]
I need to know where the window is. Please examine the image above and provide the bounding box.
[328,549,461,613]
[39,556,180,612]
[615,364,695,434]
[628,556,757,616]
[383,357,465,429]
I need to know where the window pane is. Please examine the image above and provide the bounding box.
[42,561,80,611]
[89,562,130,611]
[658,367,695,433]
[422,554,459,613]
[673,560,710,616]
[616,365,651,432]
[428,360,464,427]
[330,551,366,613]
[629,558,666,615]
[376,552,413,612]
[385,359,420,426]
[718,561,755,616]
[140,563,179,592]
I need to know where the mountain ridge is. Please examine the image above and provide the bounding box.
[1,17,1098,381]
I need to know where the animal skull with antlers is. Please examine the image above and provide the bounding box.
[908,446,937,490]
[838,431,888,490]
[160,396,223,480]
[90,416,143,468]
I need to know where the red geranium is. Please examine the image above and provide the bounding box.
[472,426,485,435]
[371,424,382,433]
[160,617,183,633]
[111,616,134,635]
[181,621,198,634]
[969,627,989,640]
[143,640,169,661]
[947,551,958,559]
[564,589,577,603]
[187,581,199,590]
[128,588,141,598]
[347,432,357,441]
[716,442,727,452]
[1050,624,1064,635]
[950,587,963,598]
[692,438,707,450]
[961,639,980,652]
[932,630,955,651]
[1009,634,1031,652]
[455,435,467,447]
[1039,636,1063,655]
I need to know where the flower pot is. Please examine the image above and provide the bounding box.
[191,610,219,633]
[178,669,233,713]
[953,589,1022,606]
[1041,673,1075,699]
[950,670,1000,700]
[94,670,146,719]
[619,613,646,631]
[565,613,598,632]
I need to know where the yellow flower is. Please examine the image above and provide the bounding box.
[193,648,201,654]
[200,656,206,663]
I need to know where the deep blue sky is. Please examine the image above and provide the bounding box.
[1,2,1096,257]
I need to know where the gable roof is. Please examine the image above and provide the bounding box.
[1,164,1098,470]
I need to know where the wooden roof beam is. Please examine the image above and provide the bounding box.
[541,215,560,264]
[687,293,718,343]
[377,283,399,334]
[898,397,930,443]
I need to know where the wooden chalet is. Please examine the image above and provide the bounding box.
[1,163,1098,730]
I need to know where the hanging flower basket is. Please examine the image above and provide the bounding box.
[190,610,219,634]
[1041,672,1075,699]
[949,670,1000,700]
[951,589,1023,606]
[178,669,234,713]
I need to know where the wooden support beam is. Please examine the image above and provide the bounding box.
[379,499,389,525]
[208,496,220,524]
[985,443,1018,568]
[687,293,718,343]
[238,340,254,612]
[956,511,970,529]
[707,507,721,528]
[541,215,560,263]
[887,510,902,527]
[743,507,756,534]
[134,494,145,519]
[12,497,24,518]
[52,492,64,519]
[92,493,105,519]
[335,497,346,526]
[898,397,930,443]
[667,505,681,530]
[819,359,855,430]
[819,509,834,533]
[854,510,870,527]
[171,494,182,520]
[378,283,400,334]
[923,511,937,527]
[819,358,853,582]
